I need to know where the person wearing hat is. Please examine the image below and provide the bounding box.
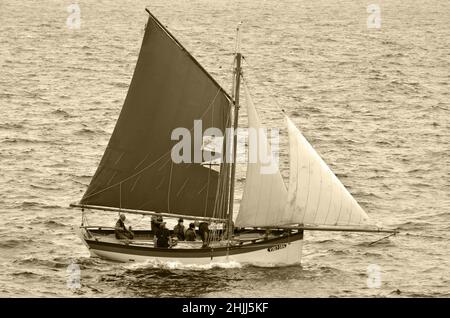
[151,215,163,232]
[195,220,210,248]
[185,223,197,242]
[151,215,163,245]
[115,214,134,240]
[155,221,171,248]
[173,218,185,241]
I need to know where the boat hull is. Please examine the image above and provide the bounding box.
[79,228,303,266]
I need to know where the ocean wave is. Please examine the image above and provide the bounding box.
[316,239,334,244]
[51,109,73,118]
[303,106,321,113]
[375,140,393,146]
[42,220,67,228]
[71,179,90,186]
[289,111,301,118]
[313,265,343,274]
[352,191,382,199]
[0,123,24,129]
[1,137,47,144]
[406,168,431,174]
[327,249,350,256]
[0,238,33,249]
[18,201,62,210]
[403,233,447,240]
[362,251,383,257]
[14,257,69,269]
[111,82,129,88]
[74,128,107,136]
[383,53,406,58]
[355,239,395,247]
[410,182,431,188]
[397,221,431,231]
[11,271,40,278]
[74,128,97,135]
[18,201,41,208]
[30,184,62,191]
[74,257,110,267]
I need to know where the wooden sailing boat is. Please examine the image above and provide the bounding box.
[70,9,397,265]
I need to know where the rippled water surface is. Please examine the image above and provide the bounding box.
[0,0,449,297]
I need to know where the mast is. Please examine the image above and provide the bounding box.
[227,24,243,238]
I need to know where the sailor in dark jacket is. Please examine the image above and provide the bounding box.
[196,221,210,248]
[151,215,163,232]
[185,223,197,241]
[155,222,171,248]
[151,215,163,245]
[173,218,185,240]
[115,214,134,240]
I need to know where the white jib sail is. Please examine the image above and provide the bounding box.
[283,117,369,226]
[235,83,288,227]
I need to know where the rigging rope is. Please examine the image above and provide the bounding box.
[241,57,288,118]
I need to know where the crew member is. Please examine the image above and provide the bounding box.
[115,214,134,240]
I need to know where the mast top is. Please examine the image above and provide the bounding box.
[235,22,243,54]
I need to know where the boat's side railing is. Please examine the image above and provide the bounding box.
[80,225,300,249]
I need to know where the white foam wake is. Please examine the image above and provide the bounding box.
[123,259,242,271]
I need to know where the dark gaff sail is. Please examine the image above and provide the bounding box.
[80,13,231,218]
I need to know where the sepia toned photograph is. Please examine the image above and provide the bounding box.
[0,0,448,301]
